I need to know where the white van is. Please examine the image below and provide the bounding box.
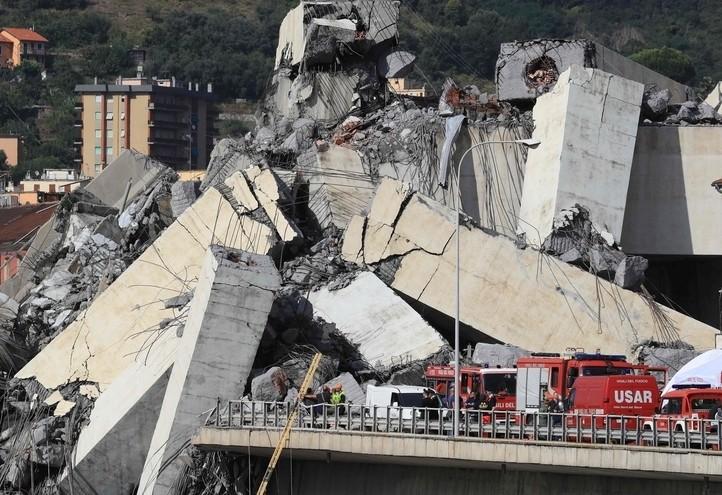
[364,385,445,420]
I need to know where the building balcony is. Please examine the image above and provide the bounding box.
[148,119,187,129]
[148,136,188,145]
[148,102,187,111]
[73,119,83,128]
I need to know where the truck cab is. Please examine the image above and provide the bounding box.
[425,365,517,410]
[646,385,722,433]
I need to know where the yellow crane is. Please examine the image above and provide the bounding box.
[256,352,322,495]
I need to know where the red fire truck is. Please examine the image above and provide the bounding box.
[566,374,660,431]
[516,351,651,401]
[515,351,661,433]
[643,384,722,436]
[424,365,517,410]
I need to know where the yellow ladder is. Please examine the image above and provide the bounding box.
[256,352,322,495]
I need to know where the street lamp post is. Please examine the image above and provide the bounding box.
[452,137,540,437]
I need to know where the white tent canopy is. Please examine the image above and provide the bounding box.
[663,349,722,394]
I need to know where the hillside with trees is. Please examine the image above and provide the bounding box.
[1,0,721,178]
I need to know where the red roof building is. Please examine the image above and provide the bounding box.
[0,28,48,68]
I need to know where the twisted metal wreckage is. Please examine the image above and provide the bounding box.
[0,1,720,494]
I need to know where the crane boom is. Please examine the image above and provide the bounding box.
[256,352,322,495]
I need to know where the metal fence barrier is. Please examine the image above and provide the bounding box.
[206,400,722,452]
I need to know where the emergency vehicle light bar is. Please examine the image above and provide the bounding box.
[530,352,561,358]
[671,383,712,390]
[574,353,626,362]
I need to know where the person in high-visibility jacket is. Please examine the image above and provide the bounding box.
[330,383,346,415]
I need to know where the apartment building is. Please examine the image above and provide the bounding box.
[0,28,48,68]
[74,77,216,177]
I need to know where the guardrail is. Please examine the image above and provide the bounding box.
[206,400,722,452]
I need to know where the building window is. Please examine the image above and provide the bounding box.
[63,185,70,193]
[49,184,56,193]
[37,44,42,50]
[106,147,113,159]
[106,97,114,108]
[120,112,125,120]
[94,164,102,175]
[95,95,102,103]
[95,146,101,156]
[33,184,40,192]
[120,129,126,138]
[106,129,113,139]
[106,112,113,120]
[95,112,101,120]
[95,129,101,139]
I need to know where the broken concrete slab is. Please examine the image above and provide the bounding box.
[274,3,305,68]
[341,215,365,264]
[472,343,529,368]
[170,181,198,218]
[347,180,717,354]
[85,149,172,210]
[367,178,410,227]
[642,88,671,119]
[137,246,280,494]
[496,39,692,103]
[518,66,644,246]
[297,143,374,229]
[362,220,395,265]
[249,168,303,243]
[304,72,360,121]
[304,18,356,66]
[0,292,18,321]
[308,271,447,368]
[637,345,701,377]
[63,327,178,495]
[394,194,455,255]
[704,82,722,111]
[274,0,400,70]
[223,171,259,214]
[201,139,259,193]
[378,50,416,79]
[614,256,649,290]
[252,366,289,402]
[356,0,400,45]
[15,186,275,391]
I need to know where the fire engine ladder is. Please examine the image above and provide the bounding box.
[256,352,322,495]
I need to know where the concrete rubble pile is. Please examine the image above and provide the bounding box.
[0,150,177,355]
[542,205,649,290]
[640,87,722,125]
[0,4,719,495]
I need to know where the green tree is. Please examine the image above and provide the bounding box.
[630,47,696,84]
